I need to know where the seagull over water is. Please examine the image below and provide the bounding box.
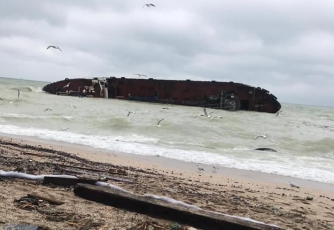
[276,110,283,116]
[255,134,267,140]
[204,108,214,118]
[44,108,52,112]
[61,128,69,131]
[195,108,214,118]
[127,111,136,117]
[47,46,62,52]
[157,118,164,126]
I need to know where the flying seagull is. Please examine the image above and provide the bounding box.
[255,134,267,140]
[134,74,147,77]
[63,82,70,88]
[69,105,76,109]
[157,118,164,126]
[204,108,214,118]
[47,46,62,52]
[127,111,136,117]
[44,108,52,112]
[143,3,156,7]
[61,128,69,131]
[276,110,283,116]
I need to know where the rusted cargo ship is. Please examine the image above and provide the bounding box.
[42,77,281,113]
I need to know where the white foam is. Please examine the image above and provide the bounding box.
[0,122,334,184]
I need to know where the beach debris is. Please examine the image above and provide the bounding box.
[20,151,48,158]
[27,193,65,205]
[14,195,41,210]
[3,224,49,230]
[43,175,97,187]
[74,183,283,230]
[130,220,171,230]
[306,196,313,201]
[37,207,105,228]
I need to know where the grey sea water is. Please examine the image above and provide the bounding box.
[1,77,334,184]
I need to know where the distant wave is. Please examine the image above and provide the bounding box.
[13,86,44,93]
[0,113,73,121]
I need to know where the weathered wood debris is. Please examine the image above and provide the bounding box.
[74,183,282,230]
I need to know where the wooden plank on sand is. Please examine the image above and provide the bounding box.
[43,176,97,186]
[27,193,64,205]
[74,183,282,230]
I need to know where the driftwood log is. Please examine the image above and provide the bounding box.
[27,193,64,205]
[74,183,282,230]
[43,176,97,186]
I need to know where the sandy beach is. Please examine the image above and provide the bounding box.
[0,134,334,230]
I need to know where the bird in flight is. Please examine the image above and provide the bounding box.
[127,111,136,117]
[61,128,69,131]
[157,118,164,126]
[134,74,147,77]
[63,82,70,88]
[143,3,155,7]
[255,134,267,140]
[47,46,62,52]
[44,108,52,112]
[276,110,283,116]
[204,108,214,118]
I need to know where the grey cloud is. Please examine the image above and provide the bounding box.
[1,0,334,106]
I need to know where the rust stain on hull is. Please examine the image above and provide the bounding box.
[43,77,281,113]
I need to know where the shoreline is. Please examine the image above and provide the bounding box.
[1,133,334,229]
[1,133,333,192]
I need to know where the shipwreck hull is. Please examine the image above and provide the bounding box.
[43,77,281,113]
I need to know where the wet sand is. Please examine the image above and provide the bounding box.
[0,134,334,230]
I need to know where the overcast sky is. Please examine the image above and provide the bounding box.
[1,0,334,106]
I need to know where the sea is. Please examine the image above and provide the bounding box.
[1,77,334,184]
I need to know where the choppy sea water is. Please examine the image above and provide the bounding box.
[1,77,334,184]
